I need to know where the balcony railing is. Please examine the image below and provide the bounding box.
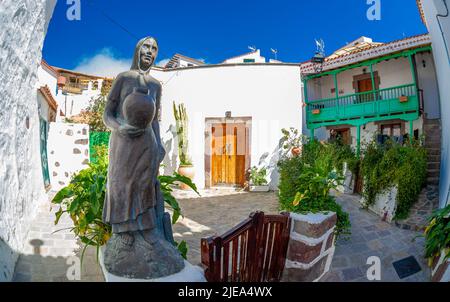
[306,84,419,127]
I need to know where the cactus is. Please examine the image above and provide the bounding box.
[173,101,192,166]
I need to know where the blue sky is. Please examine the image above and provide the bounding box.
[43,0,427,76]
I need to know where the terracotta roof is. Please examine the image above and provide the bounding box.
[300,34,431,74]
[417,0,426,26]
[51,66,111,80]
[38,85,58,111]
[165,54,205,69]
[41,60,59,78]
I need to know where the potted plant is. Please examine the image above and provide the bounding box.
[173,101,194,189]
[249,166,270,192]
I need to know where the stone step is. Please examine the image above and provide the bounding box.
[427,162,440,170]
[427,169,440,177]
[425,148,441,156]
[428,155,441,162]
[427,177,440,185]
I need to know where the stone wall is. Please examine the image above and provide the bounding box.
[0,0,56,281]
[282,212,337,282]
[47,123,90,191]
[361,186,398,223]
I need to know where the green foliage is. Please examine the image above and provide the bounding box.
[249,166,268,186]
[423,204,450,265]
[66,85,111,132]
[173,102,191,166]
[51,145,198,261]
[52,145,110,262]
[277,134,353,239]
[176,240,188,260]
[280,128,303,152]
[360,139,427,219]
[89,132,111,163]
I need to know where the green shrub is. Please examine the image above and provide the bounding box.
[360,140,427,219]
[277,135,354,239]
[52,145,198,261]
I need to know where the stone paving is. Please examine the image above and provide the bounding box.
[12,188,431,282]
[394,185,439,232]
[13,195,104,282]
[172,189,280,266]
[321,193,430,282]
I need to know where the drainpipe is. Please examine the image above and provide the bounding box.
[436,0,450,64]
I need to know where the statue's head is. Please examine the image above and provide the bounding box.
[131,36,158,72]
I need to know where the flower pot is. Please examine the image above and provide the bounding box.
[399,96,409,103]
[291,147,301,156]
[250,185,270,192]
[177,165,195,190]
[312,109,321,115]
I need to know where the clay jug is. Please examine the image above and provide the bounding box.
[123,87,155,129]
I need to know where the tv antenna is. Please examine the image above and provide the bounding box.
[271,48,278,60]
[315,39,325,56]
[248,45,257,52]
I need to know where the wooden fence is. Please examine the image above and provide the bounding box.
[201,212,291,282]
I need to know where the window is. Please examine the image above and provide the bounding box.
[378,123,404,144]
[243,58,255,63]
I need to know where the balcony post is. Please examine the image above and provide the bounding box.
[333,73,339,116]
[303,79,308,103]
[311,128,315,141]
[356,125,361,158]
[408,54,417,87]
[409,120,414,143]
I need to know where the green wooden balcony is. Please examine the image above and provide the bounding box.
[306,84,420,128]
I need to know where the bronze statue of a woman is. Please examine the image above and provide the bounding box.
[102,37,184,279]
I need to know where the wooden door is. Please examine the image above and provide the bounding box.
[211,123,246,186]
[357,78,374,103]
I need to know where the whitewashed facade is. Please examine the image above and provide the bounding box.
[0,0,56,281]
[420,0,450,208]
[150,63,302,190]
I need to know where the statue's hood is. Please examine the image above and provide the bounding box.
[130,37,158,72]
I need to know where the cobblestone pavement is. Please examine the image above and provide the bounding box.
[394,185,439,232]
[321,193,430,282]
[13,188,430,282]
[172,189,280,266]
[13,195,104,282]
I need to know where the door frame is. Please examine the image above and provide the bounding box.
[205,116,252,188]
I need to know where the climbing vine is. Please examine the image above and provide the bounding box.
[360,139,427,219]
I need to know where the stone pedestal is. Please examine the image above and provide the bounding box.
[282,212,337,282]
[99,248,206,282]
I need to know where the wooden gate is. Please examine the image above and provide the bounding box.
[201,212,291,282]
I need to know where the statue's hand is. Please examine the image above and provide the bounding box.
[119,124,145,138]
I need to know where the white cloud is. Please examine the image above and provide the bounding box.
[156,58,170,67]
[74,48,132,78]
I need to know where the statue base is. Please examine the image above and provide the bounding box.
[100,257,206,282]
[99,232,206,282]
